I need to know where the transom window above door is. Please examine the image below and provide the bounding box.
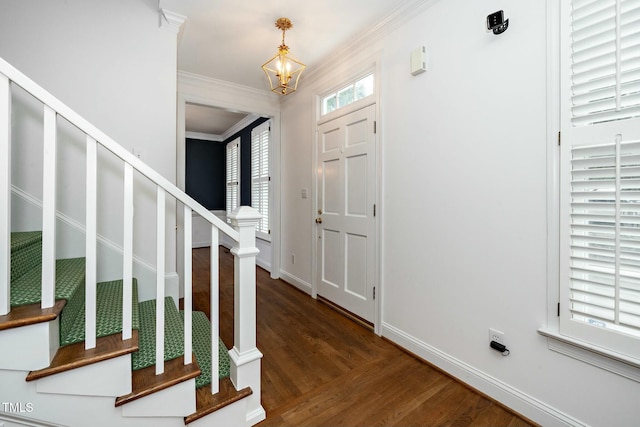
[321,73,374,116]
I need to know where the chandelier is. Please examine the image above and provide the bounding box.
[261,17,306,96]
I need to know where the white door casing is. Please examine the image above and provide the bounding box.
[316,104,376,322]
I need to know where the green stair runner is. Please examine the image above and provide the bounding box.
[10,231,229,392]
[183,310,231,388]
[10,257,86,307]
[61,279,140,346]
[133,297,185,370]
[132,300,230,389]
[10,231,42,281]
[9,231,140,345]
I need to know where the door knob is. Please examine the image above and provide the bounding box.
[315,217,323,224]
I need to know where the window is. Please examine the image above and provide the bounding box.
[251,121,270,240]
[321,73,374,115]
[226,138,240,217]
[559,0,640,360]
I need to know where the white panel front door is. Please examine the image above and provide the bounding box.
[316,104,376,322]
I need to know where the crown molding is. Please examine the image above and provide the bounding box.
[222,114,260,141]
[302,0,441,84]
[160,8,187,38]
[185,115,259,143]
[178,70,271,98]
[185,131,223,142]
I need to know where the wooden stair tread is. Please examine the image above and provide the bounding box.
[26,330,139,381]
[0,300,66,331]
[184,378,252,425]
[115,354,200,407]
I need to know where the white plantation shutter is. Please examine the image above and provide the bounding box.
[568,141,640,335]
[561,0,640,358]
[226,138,240,217]
[251,121,270,240]
[571,0,640,126]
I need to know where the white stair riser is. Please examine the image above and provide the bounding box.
[120,378,196,418]
[1,369,187,427]
[189,395,247,427]
[35,354,132,397]
[0,321,58,371]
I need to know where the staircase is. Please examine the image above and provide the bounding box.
[0,57,265,426]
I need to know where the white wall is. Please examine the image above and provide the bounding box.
[1,0,180,295]
[280,1,640,426]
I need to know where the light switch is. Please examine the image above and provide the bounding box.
[301,188,308,199]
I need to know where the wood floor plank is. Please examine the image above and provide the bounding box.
[191,247,536,427]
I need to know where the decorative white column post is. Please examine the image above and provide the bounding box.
[228,206,266,425]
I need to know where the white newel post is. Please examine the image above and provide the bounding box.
[228,206,266,425]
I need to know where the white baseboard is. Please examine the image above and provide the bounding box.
[192,240,210,249]
[256,257,270,273]
[245,406,266,427]
[381,322,587,427]
[278,270,312,295]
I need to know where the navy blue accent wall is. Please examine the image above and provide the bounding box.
[185,138,226,210]
[184,116,269,212]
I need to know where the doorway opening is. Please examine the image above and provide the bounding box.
[176,92,282,297]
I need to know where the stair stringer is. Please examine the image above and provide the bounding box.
[0,367,253,427]
[0,320,58,371]
[0,411,66,427]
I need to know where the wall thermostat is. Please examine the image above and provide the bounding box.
[410,46,426,76]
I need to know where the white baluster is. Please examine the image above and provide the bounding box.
[41,105,57,309]
[183,205,192,365]
[85,136,97,349]
[210,224,219,394]
[123,164,134,340]
[0,73,10,316]
[156,187,165,375]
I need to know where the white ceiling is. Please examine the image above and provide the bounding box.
[185,103,252,136]
[160,0,409,136]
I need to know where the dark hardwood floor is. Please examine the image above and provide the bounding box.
[190,246,535,427]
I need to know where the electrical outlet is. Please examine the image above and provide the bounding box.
[489,328,504,345]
